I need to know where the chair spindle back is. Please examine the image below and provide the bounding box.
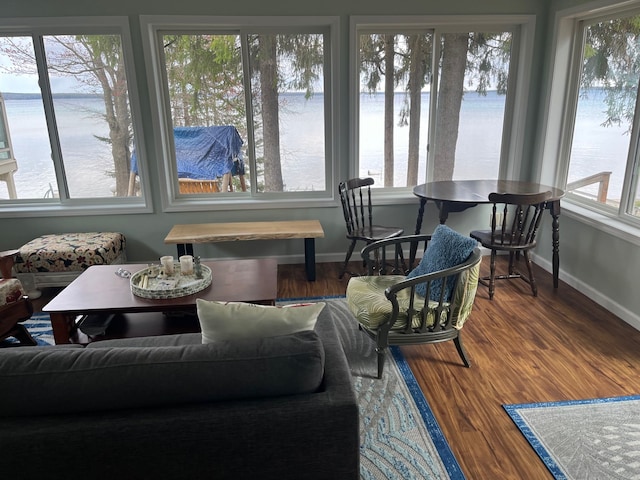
[488,191,552,249]
[339,177,375,236]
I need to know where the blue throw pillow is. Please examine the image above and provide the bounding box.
[406,225,477,301]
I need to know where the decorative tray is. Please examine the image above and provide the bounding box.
[130,264,212,299]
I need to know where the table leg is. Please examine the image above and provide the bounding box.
[49,312,74,344]
[437,201,451,224]
[550,200,561,289]
[411,199,428,266]
[304,238,316,281]
[413,198,427,235]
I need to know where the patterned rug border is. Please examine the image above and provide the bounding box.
[390,346,465,479]
[504,394,640,480]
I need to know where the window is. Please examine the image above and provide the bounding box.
[0,18,148,214]
[562,7,640,220]
[141,17,338,208]
[352,17,532,190]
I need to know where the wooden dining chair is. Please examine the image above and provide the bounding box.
[338,177,404,279]
[470,191,552,299]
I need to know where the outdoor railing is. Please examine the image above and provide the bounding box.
[566,171,612,203]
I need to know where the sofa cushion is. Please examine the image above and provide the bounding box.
[0,330,325,417]
[197,299,325,343]
[406,225,477,300]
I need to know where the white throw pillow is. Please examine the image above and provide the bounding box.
[196,299,326,343]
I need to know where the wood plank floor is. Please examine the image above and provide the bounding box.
[279,257,640,479]
[32,256,640,479]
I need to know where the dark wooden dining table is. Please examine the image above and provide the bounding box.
[412,179,565,288]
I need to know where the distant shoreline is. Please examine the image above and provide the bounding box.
[0,92,101,100]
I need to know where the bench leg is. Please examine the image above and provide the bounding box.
[304,238,316,282]
[176,243,194,257]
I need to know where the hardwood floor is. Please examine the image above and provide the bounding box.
[32,257,640,479]
[280,257,640,479]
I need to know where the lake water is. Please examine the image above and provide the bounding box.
[0,90,626,199]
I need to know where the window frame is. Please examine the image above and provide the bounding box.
[0,16,151,218]
[349,15,537,200]
[539,0,640,244]
[140,15,340,212]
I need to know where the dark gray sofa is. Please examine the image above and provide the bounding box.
[0,308,359,480]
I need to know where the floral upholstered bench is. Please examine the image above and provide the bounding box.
[13,232,126,296]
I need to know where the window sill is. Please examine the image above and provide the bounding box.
[0,201,152,218]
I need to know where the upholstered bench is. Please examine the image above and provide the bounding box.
[13,232,126,295]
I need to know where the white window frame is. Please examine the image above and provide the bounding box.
[140,16,340,213]
[0,16,151,218]
[349,15,536,201]
[539,0,640,245]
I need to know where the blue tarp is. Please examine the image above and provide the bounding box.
[131,125,244,179]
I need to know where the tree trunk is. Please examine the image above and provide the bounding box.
[434,33,469,181]
[383,35,395,187]
[95,53,131,197]
[406,35,425,187]
[259,35,284,192]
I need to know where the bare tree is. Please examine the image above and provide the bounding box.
[0,35,133,196]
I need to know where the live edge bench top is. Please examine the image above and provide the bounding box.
[164,220,325,244]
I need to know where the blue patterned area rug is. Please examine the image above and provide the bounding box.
[0,312,55,346]
[2,297,464,480]
[504,395,640,480]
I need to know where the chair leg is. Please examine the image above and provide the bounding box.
[454,334,471,367]
[375,346,386,379]
[12,324,37,346]
[489,250,497,300]
[339,239,358,279]
[523,251,538,296]
[508,252,516,275]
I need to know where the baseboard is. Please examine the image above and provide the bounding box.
[532,252,640,331]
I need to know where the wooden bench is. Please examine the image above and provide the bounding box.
[164,220,324,281]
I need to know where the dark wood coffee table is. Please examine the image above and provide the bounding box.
[43,258,278,344]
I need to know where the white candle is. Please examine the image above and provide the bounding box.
[160,255,174,275]
[180,255,194,275]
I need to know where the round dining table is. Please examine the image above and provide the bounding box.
[412,179,565,288]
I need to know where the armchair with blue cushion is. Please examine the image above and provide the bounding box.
[346,226,482,378]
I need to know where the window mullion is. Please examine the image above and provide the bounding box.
[558,19,587,192]
[32,35,69,201]
[426,29,440,183]
[621,78,640,217]
[240,30,257,194]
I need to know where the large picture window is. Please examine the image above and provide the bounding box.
[352,18,523,190]
[141,17,337,207]
[0,18,147,213]
[564,10,640,219]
